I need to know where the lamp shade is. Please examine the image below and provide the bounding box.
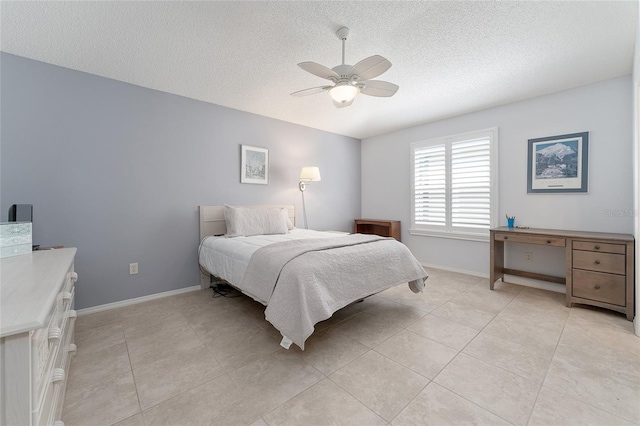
[329,83,359,103]
[299,166,321,181]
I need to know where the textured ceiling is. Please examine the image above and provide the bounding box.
[1,1,637,139]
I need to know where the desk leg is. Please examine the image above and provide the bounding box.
[490,238,504,290]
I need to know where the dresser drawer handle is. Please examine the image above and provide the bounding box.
[594,245,601,250]
[51,368,65,383]
[546,240,551,244]
[503,236,508,240]
[595,284,601,290]
[595,260,601,265]
[48,326,62,342]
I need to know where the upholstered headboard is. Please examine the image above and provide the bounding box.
[198,205,296,288]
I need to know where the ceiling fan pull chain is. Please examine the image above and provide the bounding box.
[341,38,346,66]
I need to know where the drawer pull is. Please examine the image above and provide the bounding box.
[595,284,601,290]
[504,236,508,240]
[595,260,601,265]
[61,291,72,302]
[594,245,601,250]
[546,240,551,244]
[51,368,65,383]
[48,326,62,342]
[70,271,78,282]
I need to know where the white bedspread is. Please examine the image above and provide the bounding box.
[198,229,342,303]
[242,235,428,350]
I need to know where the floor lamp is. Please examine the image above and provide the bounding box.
[299,166,321,229]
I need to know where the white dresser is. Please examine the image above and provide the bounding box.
[1,248,78,426]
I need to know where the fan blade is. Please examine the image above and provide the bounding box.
[360,80,399,97]
[298,62,340,81]
[349,55,391,81]
[291,86,331,97]
[333,98,354,108]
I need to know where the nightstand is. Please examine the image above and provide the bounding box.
[354,219,401,242]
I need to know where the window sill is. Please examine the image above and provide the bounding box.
[408,229,489,243]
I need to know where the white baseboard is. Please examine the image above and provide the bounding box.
[77,285,201,316]
[421,262,488,278]
[421,262,565,294]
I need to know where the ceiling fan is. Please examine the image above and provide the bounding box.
[291,27,399,108]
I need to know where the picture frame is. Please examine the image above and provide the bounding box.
[240,145,269,185]
[527,132,589,193]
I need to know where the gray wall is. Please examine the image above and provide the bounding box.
[362,76,634,278]
[1,53,361,309]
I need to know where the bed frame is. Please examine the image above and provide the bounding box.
[198,205,296,289]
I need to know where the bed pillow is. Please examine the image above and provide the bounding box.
[286,214,295,230]
[224,205,289,237]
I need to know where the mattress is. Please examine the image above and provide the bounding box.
[198,229,346,303]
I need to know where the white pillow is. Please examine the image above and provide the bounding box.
[224,205,289,237]
[286,214,295,230]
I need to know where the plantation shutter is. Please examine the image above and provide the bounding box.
[414,144,446,227]
[410,128,496,240]
[451,137,491,229]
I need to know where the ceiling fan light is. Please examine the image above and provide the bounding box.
[329,83,359,103]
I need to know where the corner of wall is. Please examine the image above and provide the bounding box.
[633,13,640,337]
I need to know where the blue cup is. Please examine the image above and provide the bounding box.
[507,218,515,228]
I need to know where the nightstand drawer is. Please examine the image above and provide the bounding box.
[572,269,626,306]
[573,241,626,254]
[573,250,625,275]
[493,233,565,247]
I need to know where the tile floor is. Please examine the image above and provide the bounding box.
[62,269,640,426]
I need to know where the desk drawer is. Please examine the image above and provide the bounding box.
[573,241,625,254]
[572,269,626,306]
[573,250,625,275]
[494,233,565,247]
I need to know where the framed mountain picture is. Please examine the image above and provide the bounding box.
[527,132,589,193]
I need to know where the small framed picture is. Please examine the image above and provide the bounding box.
[527,132,589,193]
[240,145,269,185]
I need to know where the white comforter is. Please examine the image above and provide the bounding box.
[242,234,428,349]
[198,230,428,349]
[199,229,342,303]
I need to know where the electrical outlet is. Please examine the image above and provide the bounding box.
[525,252,533,262]
[129,262,139,275]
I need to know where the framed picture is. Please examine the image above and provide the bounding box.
[240,145,269,185]
[527,132,589,193]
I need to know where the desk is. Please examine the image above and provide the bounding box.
[490,227,634,320]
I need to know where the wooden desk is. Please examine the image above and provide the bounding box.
[490,227,635,320]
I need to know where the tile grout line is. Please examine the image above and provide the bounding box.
[522,292,573,426]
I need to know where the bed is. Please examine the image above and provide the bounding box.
[198,205,428,350]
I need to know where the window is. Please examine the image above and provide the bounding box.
[410,128,498,241]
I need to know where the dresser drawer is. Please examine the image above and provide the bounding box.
[572,269,626,306]
[573,241,626,254]
[573,250,625,275]
[494,233,565,247]
[32,296,66,397]
[33,286,74,419]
